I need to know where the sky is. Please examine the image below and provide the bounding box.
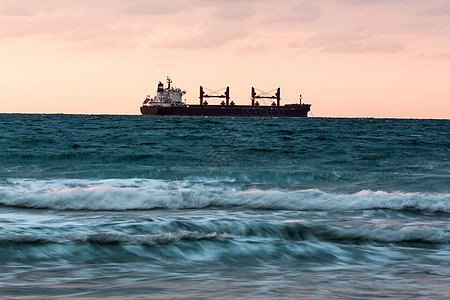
[0,0,449,118]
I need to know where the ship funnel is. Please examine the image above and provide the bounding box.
[157,81,164,93]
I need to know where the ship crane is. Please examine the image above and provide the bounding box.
[251,87,281,106]
[199,86,230,106]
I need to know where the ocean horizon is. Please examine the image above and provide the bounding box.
[3,112,450,119]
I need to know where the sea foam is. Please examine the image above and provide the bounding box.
[1,178,449,212]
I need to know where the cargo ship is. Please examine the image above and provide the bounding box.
[140,78,311,117]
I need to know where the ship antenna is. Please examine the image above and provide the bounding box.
[167,76,172,89]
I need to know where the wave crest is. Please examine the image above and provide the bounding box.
[0,179,449,212]
[0,231,229,245]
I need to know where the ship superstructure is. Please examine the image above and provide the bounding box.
[142,77,186,107]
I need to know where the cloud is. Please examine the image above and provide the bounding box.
[268,1,322,23]
[0,0,113,16]
[0,0,446,56]
[159,22,249,49]
[115,0,191,15]
[432,52,450,59]
[418,2,450,16]
[0,0,155,48]
[0,3,34,16]
[0,0,254,49]
[305,29,404,53]
[331,0,393,5]
[0,0,52,16]
[212,2,256,21]
[416,52,450,60]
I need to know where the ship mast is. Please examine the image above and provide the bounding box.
[167,77,172,89]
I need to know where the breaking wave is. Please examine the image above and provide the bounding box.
[0,221,447,256]
[0,231,228,245]
[0,178,449,212]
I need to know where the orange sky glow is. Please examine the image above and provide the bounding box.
[0,0,449,118]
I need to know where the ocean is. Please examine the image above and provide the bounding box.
[0,114,449,298]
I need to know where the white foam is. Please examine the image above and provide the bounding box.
[0,178,449,212]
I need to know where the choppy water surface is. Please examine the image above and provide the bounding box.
[0,114,449,298]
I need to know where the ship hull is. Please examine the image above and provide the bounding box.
[140,105,310,117]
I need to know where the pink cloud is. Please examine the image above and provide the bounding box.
[212,2,256,21]
[305,29,404,53]
[266,1,322,23]
[0,1,154,48]
[115,0,191,15]
[0,0,446,55]
[159,21,249,49]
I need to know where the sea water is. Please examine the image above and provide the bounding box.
[0,114,449,298]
